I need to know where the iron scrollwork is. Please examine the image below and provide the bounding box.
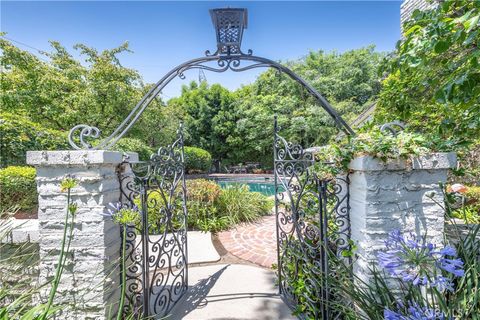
[118,126,188,318]
[273,117,351,319]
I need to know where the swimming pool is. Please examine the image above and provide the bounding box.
[212,177,285,197]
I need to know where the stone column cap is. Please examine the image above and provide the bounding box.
[27,150,138,166]
[348,152,456,171]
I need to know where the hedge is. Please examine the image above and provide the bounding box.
[184,147,212,173]
[0,113,69,167]
[0,166,37,213]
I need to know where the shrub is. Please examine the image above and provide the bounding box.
[0,166,37,213]
[135,179,272,233]
[217,185,273,225]
[186,179,222,203]
[0,113,69,167]
[184,147,212,174]
[185,179,227,232]
[452,205,480,224]
[465,186,480,210]
[114,138,154,161]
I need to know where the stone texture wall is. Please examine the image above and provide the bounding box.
[27,150,136,319]
[349,153,456,283]
[401,0,438,28]
[0,220,39,308]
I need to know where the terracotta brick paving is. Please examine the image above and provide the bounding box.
[217,214,277,268]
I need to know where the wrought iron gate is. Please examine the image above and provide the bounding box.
[118,127,188,318]
[273,117,351,319]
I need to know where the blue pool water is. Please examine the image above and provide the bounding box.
[214,177,284,196]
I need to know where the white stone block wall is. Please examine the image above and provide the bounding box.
[0,219,39,307]
[349,152,456,284]
[27,150,137,319]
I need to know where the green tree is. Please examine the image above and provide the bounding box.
[0,36,177,149]
[231,47,383,166]
[1,35,384,168]
[375,1,480,148]
[167,82,237,162]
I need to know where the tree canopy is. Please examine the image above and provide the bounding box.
[374,1,480,183]
[1,35,383,167]
[0,37,180,147]
[168,47,384,165]
[375,1,480,149]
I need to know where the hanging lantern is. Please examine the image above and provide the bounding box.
[209,8,248,55]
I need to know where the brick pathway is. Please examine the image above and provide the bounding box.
[217,215,277,268]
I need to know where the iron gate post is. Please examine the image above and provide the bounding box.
[318,179,329,320]
[273,116,282,295]
[139,180,150,316]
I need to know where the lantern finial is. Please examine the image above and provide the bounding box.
[209,8,248,55]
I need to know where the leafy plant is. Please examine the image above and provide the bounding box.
[320,224,480,320]
[0,166,37,213]
[0,178,78,319]
[216,185,273,225]
[452,205,480,225]
[0,113,68,167]
[185,179,223,232]
[104,203,141,319]
[114,138,154,161]
[184,146,212,174]
[137,179,271,233]
[313,128,431,180]
[0,207,42,316]
[376,1,480,181]
[445,183,480,224]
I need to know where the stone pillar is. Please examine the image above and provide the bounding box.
[27,150,137,319]
[349,152,456,283]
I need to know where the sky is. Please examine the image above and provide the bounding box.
[1,1,402,99]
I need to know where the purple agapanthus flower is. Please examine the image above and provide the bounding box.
[384,301,450,320]
[377,230,464,291]
[102,202,140,225]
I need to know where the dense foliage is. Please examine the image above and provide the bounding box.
[169,47,383,166]
[0,113,69,167]
[0,166,37,213]
[1,34,384,168]
[0,179,102,318]
[184,146,212,173]
[114,138,154,161]
[216,184,273,224]
[312,127,431,180]
[141,179,272,233]
[0,36,180,152]
[0,112,158,165]
[184,179,228,232]
[376,1,480,172]
[447,184,480,224]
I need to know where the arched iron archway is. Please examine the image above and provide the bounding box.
[68,53,355,149]
[99,8,353,319]
[68,9,354,150]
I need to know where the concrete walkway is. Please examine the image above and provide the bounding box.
[168,264,294,320]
